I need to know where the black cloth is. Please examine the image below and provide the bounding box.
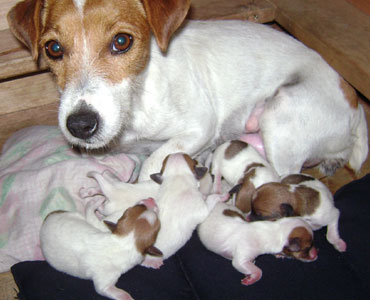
[11,174,370,300]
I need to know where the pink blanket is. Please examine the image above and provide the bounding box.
[0,126,141,272]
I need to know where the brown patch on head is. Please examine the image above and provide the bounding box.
[244,163,265,175]
[183,153,197,173]
[225,140,248,160]
[249,183,297,221]
[281,174,315,185]
[223,209,246,221]
[282,226,317,262]
[234,174,256,214]
[340,78,358,108]
[109,203,161,255]
[294,185,320,215]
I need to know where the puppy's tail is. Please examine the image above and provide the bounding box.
[348,104,368,172]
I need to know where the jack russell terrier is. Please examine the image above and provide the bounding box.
[198,202,317,286]
[248,174,347,252]
[143,152,226,268]
[8,0,368,181]
[209,140,279,212]
[40,197,162,300]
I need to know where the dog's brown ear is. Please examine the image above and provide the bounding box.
[145,246,163,257]
[141,0,191,52]
[150,173,163,184]
[104,220,117,233]
[194,167,208,180]
[7,0,44,60]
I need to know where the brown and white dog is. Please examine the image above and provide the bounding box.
[40,197,162,300]
[198,202,317,286]
[141,152,225,268]
[8,0,368,181]
[248,174,347,252]
[209,140,279,212]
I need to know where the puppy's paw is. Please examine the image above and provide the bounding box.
[241,270,262,286]
[79,186,103,198]
[333,239,347,252]
[141,256,164,269]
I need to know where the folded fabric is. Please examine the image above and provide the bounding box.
[0,126,140,272]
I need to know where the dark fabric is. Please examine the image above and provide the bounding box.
[12,174,370,300]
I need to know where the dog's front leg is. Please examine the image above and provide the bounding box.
[139,133,212,181]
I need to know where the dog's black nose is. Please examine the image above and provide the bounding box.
[67,110,99,140]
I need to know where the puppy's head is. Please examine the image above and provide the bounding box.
[248,183,297,221]
[104,197,162,256]
[8,0,191,149]
[150,153,208,184]
[282,225,318,262]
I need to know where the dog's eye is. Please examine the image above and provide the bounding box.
[111,33,133,54]
[45,40,64,60]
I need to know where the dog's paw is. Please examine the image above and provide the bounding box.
[333,239,347,252]
[241,270,262,286]
[141,256,164,269]
[319,159,346,176]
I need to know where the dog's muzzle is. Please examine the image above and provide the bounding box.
[67,109,99,140]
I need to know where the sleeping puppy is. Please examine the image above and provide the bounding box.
[198,202,317,286]
[80,158,213,222]
[143,152,225,268]
[8,0,368,181]
[40,197,162,300]
[249,174,346,252]
[210,140,279,212]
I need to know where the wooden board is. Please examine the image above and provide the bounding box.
[270,0,370,100]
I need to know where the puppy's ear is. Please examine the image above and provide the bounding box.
[104,220,117,233]
[279,203,295,217]
[145,246,163,257]
[150,173,163,184]
[195,167,208,180]
[229,183,242,196]
[7,0,44,60]
[141,0,191,52]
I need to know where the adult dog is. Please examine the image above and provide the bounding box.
[8,0,368,180]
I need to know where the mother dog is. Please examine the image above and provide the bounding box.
[8,0,368,180]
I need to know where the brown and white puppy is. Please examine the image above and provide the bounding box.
[142,152,225,268]
[198,202,317,286]
[210,140,279,213]
[40,197,162,300]
[8,0,368,182]
[249,174,346,252]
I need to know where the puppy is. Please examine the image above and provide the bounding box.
[40,197,162,300]
[210,140,279,213]
[143,152,225,268]
[198,202,317,286]
[8,0,368,181]
[249,174,347,252]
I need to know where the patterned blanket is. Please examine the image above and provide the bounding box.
[0,126,141,272]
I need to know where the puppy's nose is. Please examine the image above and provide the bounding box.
[67,110,99,140]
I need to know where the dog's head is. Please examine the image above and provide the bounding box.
[282,225,318,262]
[104,197,163,256]
[8,0,191,149]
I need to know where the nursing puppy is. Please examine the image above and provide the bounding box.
[210,140,279,212]
[198,202,317,286]
[8,0,368,181]
[249,174,346,252]
[40,197,162,300]
[143,152,224,268]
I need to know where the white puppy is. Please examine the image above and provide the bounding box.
[249,174,346,252]
[40,197,162,300]
[8,0,368,181]
[142,152,225,268]
[210,140,279,212]
[198,202,317,286]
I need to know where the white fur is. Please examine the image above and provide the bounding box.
[210,140,279,193]
[56,19,368,181]
[280,174,347,252]
[141,153,224,268]
[40,199,158,300]
[198,202,316,285]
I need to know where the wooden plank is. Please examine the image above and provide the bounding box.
[0,271,18,300]
[0,0,16,32]
[270,0,370,100]
[0,102,58,148]
[345,0,370,16]
[0,72,58,115]
[188,0,276,23]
